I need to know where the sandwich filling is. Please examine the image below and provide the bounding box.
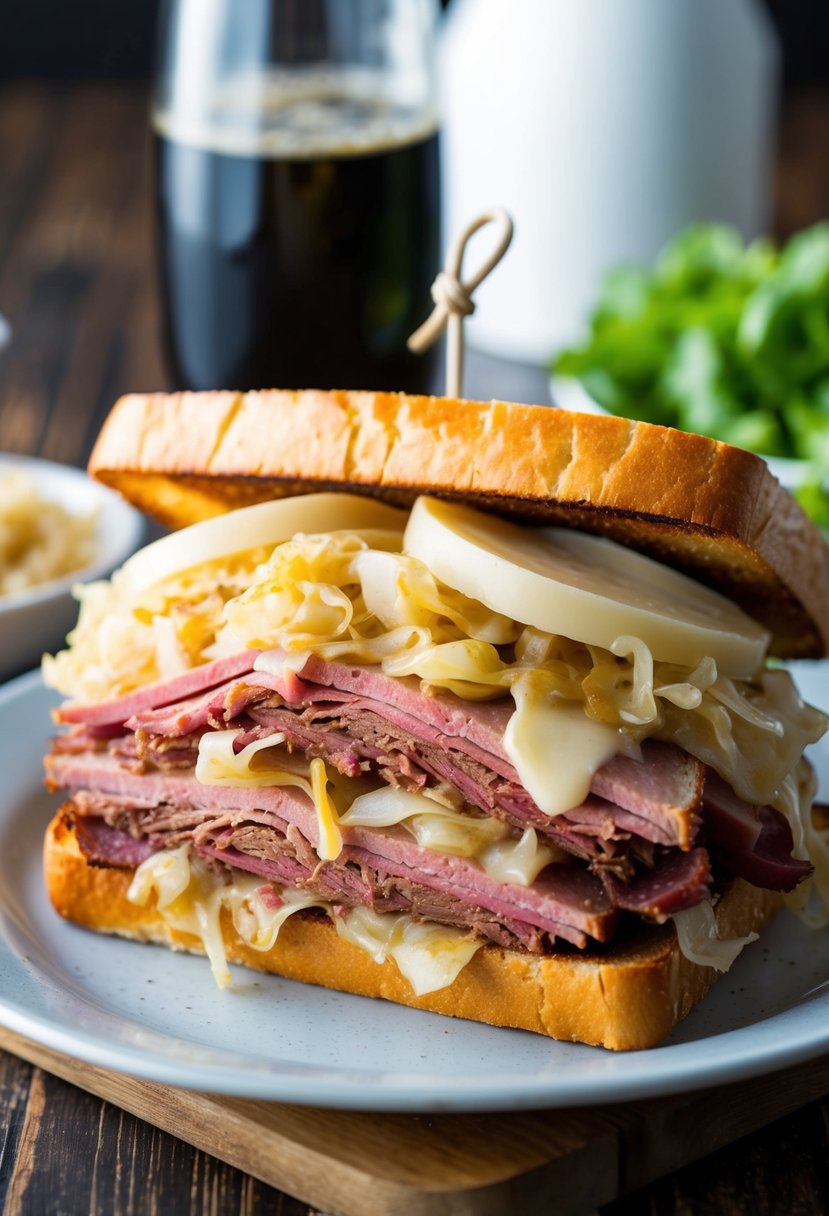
[44,494,829,992]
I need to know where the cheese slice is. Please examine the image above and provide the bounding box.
[119,493,407,594]
[403,497,769,677]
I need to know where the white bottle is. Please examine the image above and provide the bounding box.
[439,0,779,362]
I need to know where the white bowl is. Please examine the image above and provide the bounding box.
[0,454,145,680]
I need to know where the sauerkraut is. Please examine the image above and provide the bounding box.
[44,521,829,920]
[0,467,98,596]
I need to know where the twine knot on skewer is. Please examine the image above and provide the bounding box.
[408,207,514,398]
[429,270,476,319]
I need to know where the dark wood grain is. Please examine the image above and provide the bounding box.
[2,1025,829,1215]
[0,79,828,1216]
[604,1096,829,1216]
[0,1057,310,1215]
[0,83,168,465]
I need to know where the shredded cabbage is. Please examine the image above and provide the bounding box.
[334,905,482,995]
[43,547,275,702]
[46,525,829,918]
[672,899,759,970]
[780,761,829,928]
[340,786,560,884]
[128,845,329,985]
[128,843,483,996]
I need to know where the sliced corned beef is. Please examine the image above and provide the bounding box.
[72,815,156,869]
[55,650,260,727]
[49,649,812,958]
[118,650,703,850]
[60,788,617,948]
[601,848,711,919]
[702,771,813,891]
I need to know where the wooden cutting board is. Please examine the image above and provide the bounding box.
[0,1025,826,1216]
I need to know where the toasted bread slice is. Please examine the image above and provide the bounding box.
[88,390,829,659]
[44,809,783,1052]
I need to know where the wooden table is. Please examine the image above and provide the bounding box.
[0,80,828,1215]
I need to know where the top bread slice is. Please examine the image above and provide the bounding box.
[88,389,829,660]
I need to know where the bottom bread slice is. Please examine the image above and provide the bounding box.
[43,810,783,1051]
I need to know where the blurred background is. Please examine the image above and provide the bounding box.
[0,0,827,469]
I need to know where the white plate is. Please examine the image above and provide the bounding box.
[0,455,145,679]
[1,670,828,1112]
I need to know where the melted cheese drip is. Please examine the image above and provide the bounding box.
[504,675,624,816]
[195,730,343,860]
[482,827,558,885]
[309,757,342,861]
[671,899,759,971]
[128,846,333,985]
[340,787,559,885]
[334,905,482,995]
[228,883,327,952]
[127,846,481,995]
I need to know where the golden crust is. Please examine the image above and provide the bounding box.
[88,390,829,659]
[44,811,783,1051]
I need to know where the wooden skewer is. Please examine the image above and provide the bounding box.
[408,208,514,398]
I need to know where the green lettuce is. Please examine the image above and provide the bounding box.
[552,223,829,521]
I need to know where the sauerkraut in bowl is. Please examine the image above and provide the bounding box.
[0,454,144,679]
[0,466,99,596]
